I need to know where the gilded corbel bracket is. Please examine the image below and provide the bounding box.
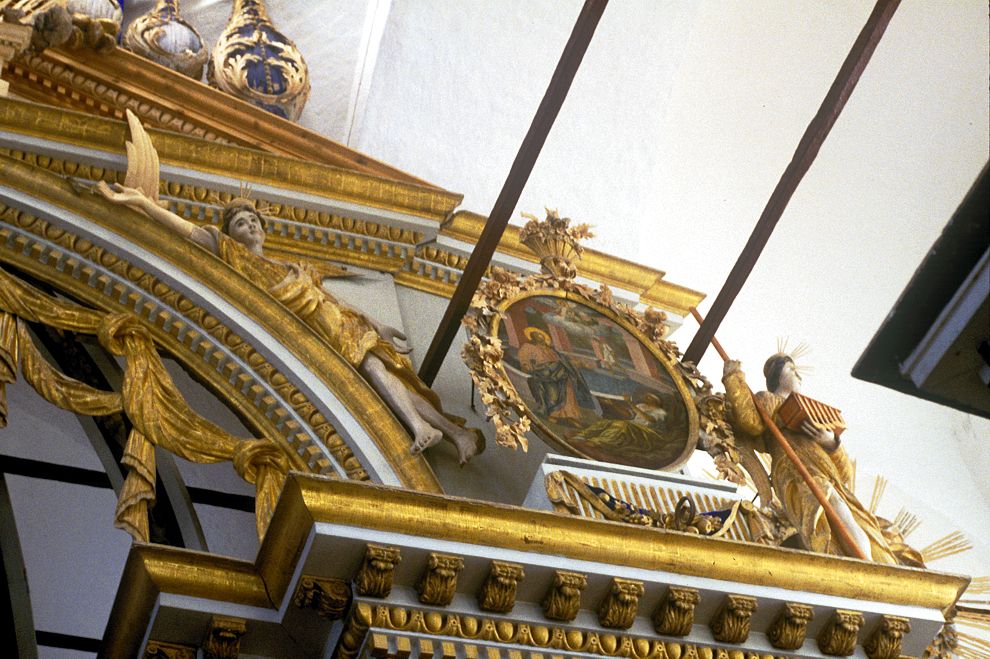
[145,641,197,659]
[202,615,247,659]
[542,570,587,622]
[597,577,645,630]
[652,586,700,637]
[416,552,465,606]
[767,602,814,650]
[293,576,351,619]
[354,544,401,598]
[477,560,525,613]
[710,594,758,644]
[817,609,865,656]
[864,615,911,659]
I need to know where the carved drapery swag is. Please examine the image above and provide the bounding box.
[0,265,287,542]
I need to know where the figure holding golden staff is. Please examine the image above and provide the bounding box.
[97,111,483,464]
[722,353,895,562]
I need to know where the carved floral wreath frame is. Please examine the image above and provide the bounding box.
[461,210,745,480]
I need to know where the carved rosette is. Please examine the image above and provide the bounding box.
[208,0,310,121]
[542,570,587,622]
[416,553,464,606]
[597,577,645,630]
[202,615,246,659]
[293,576,351,619]
[710,594,758,644]
[477,561,525,613]
[354,544,401,598]
[817,609,865,656]
[864,615,911,659]
[123,0,208,79]
[652,587,700,637]
[767,602,814,650]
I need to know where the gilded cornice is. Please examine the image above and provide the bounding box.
[442,211,705,315]
[0,97,461,222]
[103,474,970,658]
[6,46,440,189]
[285,478,968,612]
[0,153,442,494]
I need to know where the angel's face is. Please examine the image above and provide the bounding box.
[228,210,265,252]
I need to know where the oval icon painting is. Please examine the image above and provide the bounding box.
[495,294,696,470]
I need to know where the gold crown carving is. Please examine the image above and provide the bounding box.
[518,208,594,280]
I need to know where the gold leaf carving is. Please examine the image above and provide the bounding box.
[338,603,793,659]
[0,312,17,427]
[597,577,644,630]
[652,587,700,637]
[864,615,910,659]
[355,544,401,598]
[202,615,246,659]
[710,594,757,644]
[477,560,525,614]
[416,552,464,607]
[767,602,814,651]
[293,576,351,619]
[817,609,864,656]
[17,318,122,416]
[542,570,587,622]
[144,640,197,659]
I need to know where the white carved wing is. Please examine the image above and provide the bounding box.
[122,109,161,205]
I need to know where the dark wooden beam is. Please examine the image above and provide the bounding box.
[683,0,901,366]
[419,0,609,385]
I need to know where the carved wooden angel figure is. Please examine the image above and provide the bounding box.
[722,352,896,563]
[96,110,484,464]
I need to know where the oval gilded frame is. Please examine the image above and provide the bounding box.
[490,288,699,470]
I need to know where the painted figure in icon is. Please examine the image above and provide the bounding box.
[517,327,585,427]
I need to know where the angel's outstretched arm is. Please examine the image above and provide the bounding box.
[95,181,217,253]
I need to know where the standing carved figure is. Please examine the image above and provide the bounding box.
[96,111,483,464]
[722,354,895,562]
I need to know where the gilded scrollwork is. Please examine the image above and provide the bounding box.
[123,1,208,80]
[202,615,246,659]
[542,570,587,622]
[416,552,464,607]
[864,615,910,659]
[543,470,729,536]
[354,544,401,598]
[144,640,197,659]
[817,609,864,656]
[293,576,351,619]
[597,577,644,630]
[477,560,525,613]
[710,594,757,644]
[767,602,814,651]
[652,586,700,637]
[208,0,309,121]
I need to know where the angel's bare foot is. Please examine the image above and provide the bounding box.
[449,427,485,466]
[410,425,443,454]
